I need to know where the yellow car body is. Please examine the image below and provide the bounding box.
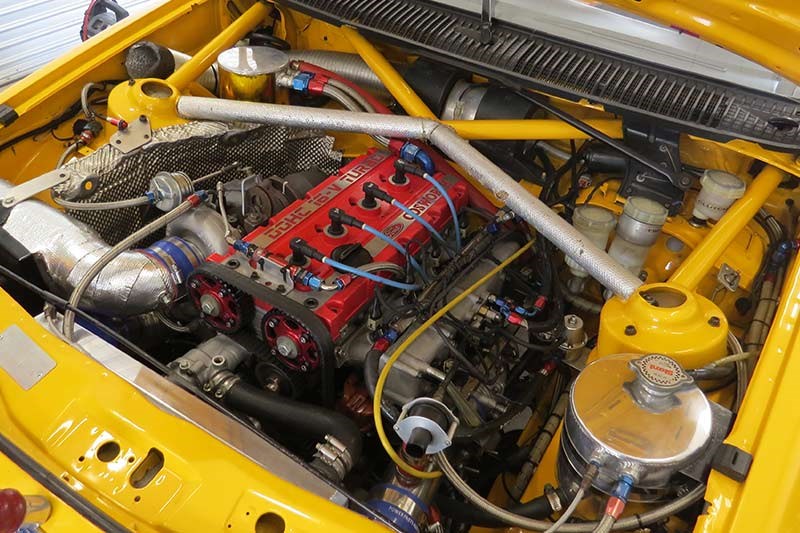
[1,1,800,531]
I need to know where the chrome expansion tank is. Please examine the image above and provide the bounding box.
[558,354,713,500]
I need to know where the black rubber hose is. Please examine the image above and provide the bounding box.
[437,492,556,527]
[225,380,362,466]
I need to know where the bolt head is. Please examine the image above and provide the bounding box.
[624,325,637,336]
[708,316,721,327]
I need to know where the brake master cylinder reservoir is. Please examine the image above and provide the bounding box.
[558,353,712,501]
[566,205,616,279]
[692,170,746,222]
[607,197,668,277]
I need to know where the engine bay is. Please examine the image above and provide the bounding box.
[0,3,798,532]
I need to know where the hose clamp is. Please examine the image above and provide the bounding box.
[205,370,241,399]
[313,435,354,481]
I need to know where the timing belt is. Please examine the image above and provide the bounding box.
[195,261,337,408]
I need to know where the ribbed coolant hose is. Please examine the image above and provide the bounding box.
[225,380,362,477]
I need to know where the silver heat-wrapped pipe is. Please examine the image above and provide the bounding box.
[0,181,204,316]
[175,97,643,299]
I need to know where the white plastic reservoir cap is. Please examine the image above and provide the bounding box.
[693,170,746,221]
[623,196,669,226]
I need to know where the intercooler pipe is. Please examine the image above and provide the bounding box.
[224,380,362,481]
[0,181,204,317]
[175,97,643,299]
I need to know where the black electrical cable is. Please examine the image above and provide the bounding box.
[584,177,621,205]
[0,80,122,154]
[0,431,128,532]
[497,328,560,352]
[513,90,682,186]
[431,322,491,384]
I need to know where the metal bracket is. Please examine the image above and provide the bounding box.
[394,397,459,455]
[717,263,741,292]
[0,169,72,208]
[480,0,495,44]
[110,116,152,153]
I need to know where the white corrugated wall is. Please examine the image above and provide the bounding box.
[0,0,163,89]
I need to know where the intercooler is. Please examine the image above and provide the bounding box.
[57,122,342,244]
[283,0,800,152]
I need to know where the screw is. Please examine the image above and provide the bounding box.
[708,316,721,327]
[139,115,147,123]
[250,272,259,280]
[276,284,286,293]
[265,377,280,392]
[299,335,309,344]
[267,319,278,328]
[624,325,637,336]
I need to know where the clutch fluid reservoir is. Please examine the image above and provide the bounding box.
[558,353,712,501]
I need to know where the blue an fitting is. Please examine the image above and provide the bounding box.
[611,474,635,503]
[291,72,314,94]
[144,190,157,205]
[399,142,435,175]
[297,271,345,291]
[770,239,800,268]
[384,328,400,343]
[232,239,250,255]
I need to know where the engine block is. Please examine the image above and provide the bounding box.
[189,148,468,373]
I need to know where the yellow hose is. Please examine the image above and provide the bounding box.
[373,240,535,478]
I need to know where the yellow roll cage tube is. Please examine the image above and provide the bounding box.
[0,1,799,532]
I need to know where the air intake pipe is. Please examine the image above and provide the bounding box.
[0,181,204,316]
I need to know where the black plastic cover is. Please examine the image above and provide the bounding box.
[284,0,800,152]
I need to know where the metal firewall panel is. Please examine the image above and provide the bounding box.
[0,0,162,90]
